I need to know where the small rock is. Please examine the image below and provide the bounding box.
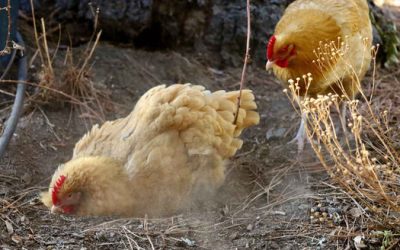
[5,221,13,235]
[11,235,22,244]
[327,207,342,214]
[0,186,9,195]
[266,127,287,140]
[349,207,363,218]
[298,204,308,210]
[21,172,32,184]
[317,237,327,247]
[354,235,367,249]
[246,224,253,231]
[229,232,239,240]
[180,237,195,247]
[268,241,280,249]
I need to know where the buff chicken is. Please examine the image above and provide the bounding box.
[41,84,259,217]
[266,0,372,151]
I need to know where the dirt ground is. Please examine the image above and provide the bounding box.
[1,41,394,250]
[0,0,399,247]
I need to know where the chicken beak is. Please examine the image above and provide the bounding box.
[51,205,61,214]
[265,60,275,71]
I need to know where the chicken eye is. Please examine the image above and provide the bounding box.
[280,46,288,53]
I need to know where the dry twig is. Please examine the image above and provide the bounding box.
[233,0,251,125]
[0,0,11,56]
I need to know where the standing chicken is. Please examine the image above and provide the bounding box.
[266,0,372,151]
[41,84,259,217]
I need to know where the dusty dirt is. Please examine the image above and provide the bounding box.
[0,44,370,249]
[0,43,397,249]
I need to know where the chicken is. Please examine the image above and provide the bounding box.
[41,84,259,217]
[265,0,372,151]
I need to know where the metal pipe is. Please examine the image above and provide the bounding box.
[0,31,27,157]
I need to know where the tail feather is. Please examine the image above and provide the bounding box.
[209,88,260,157]
[223,89,260,137]
[170,84,259,158]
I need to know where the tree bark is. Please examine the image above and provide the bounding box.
[26,0,399,68]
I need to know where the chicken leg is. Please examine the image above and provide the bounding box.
[289,112,307,153]
[339,101,354,146]
[340,102,348,135]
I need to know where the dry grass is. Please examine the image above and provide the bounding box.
[0,0,11,56]
[284,39,400,231]
[28,1,110,122]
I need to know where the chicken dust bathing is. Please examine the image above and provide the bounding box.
[1,1,400,249]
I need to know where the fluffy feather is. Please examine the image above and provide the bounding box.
[41,84,260,217]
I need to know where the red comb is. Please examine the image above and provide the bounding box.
[267,35,276,60]
[52,175,66,205]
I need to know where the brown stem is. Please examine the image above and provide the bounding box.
[0,0,12,56]
[233,0,251,125]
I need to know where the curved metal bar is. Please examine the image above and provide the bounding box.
[0,47,16,81]
[0,31,27,157]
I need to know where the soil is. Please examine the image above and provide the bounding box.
[0,43,376,249]
[1,8,400,249]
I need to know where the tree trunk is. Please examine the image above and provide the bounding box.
[25,0,399,68]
